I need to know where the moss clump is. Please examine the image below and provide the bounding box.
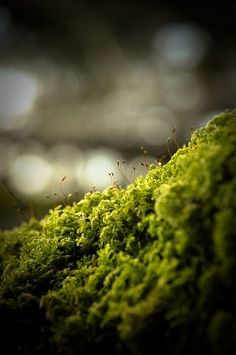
[0,111,236,355]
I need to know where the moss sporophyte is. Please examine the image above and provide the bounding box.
[0,111,236,355]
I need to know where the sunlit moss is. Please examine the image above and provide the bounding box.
[0,111,236,355]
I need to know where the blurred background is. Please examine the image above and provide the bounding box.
[0,0,236,228]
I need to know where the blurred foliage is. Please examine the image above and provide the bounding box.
[0,111,236,354]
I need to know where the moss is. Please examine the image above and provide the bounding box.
[0,110,236,355]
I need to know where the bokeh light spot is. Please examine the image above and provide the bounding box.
[9,154,53,196]
[154,23,210,68]
[47,143,84,193]
[0,68,40,130]
[76,149,122,190]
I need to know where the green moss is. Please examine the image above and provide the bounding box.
[0,110,236,355]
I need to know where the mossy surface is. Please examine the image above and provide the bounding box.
[0,111,236,355]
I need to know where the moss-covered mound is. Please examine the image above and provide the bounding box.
[1,111,236,355]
